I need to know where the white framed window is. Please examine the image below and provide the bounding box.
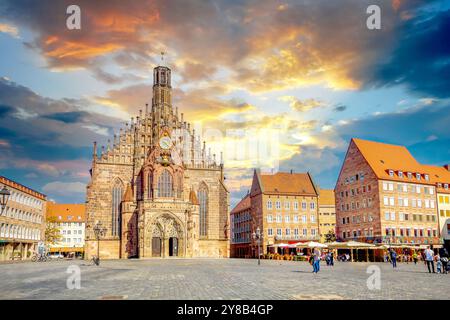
[301,215,307,223]
[310,215,315,223]
[385,212,390,220]
[268,228,273,236]
[301,202,307,210]
[389,197,395,206]
[285,228,291,236]
[276,228,282,236]
[275,201,281,210]
[293,215,299,222]
[302,228,307,236]
[285,215,290,223]
[310,202,315,210]
[267,215,273,223]
[276,214,282,223]
[267,200,273,210]
[293,201,298,211]
[284,201,290,210]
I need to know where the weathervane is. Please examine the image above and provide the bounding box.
[160,51,165,66]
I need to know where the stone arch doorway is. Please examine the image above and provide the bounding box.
[146,213,184,258]
[151,224,162,257]
[169,237,178,256]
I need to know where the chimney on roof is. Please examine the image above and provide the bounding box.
[290,169,293,174]
[444,164,450,171]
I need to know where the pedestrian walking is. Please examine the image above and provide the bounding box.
[436,254,442,274]
[329,251,334,266]
[312,247,321,274]
[412,252,418,265]
[440,248,449,274]
[390,248,397,268]
[424,246,435,273]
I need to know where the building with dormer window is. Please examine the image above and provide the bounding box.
[335,138,444,248]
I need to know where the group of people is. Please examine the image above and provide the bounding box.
[309,246,450,274]
[309,248,334,273]
[387,246,449,274]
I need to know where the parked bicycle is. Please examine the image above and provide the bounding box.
[31,253,49,262]
[91,255,100,266]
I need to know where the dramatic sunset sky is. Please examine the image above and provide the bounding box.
[0,0,449,206]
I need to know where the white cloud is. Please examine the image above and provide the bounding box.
[42,181,86,196]
[0,23,19,38]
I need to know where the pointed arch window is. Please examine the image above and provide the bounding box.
[112,181,123,236]
[148,172,153,199]
[177,174,183,198]
[136,174,143,201]
[158,169,173,197]
[198,185,208,237]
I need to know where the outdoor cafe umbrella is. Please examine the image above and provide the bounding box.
[327,241,375,262]
[269,243,290,247]
[295,241,328,248]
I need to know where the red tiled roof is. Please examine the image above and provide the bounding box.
[46,203,86,222]
[259,172,317,195]
[352,138,450,191]
[231,193,251,214]
[319,189,335,205]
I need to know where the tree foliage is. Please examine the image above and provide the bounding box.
[45,216,62,245]
[325,230,336,243]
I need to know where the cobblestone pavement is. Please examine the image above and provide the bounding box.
[0,258,448,300]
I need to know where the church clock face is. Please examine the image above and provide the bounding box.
[159,136,172,150]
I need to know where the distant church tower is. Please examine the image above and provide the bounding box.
[84,57,230,259]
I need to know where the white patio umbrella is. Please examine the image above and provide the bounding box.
[345,241,375,248]
[295,241,327,248]
[326,241,347,248]
[269,243,290,248]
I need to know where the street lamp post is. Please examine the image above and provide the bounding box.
[252,227,262,266]
[93,222,106,266]
[0,186,11,214]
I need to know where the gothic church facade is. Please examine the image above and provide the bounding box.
[85,65,229,259]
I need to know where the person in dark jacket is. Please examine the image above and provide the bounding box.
[390,249,397,268]
[440,248,449,274]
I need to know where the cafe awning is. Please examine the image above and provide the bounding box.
[327,241,375,249]
[295,241,327,248]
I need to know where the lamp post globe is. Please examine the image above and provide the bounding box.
[253,226,262,266]
[0,186,11,213]
[92,222,106,265]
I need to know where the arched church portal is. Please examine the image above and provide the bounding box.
[147,213,184,258]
